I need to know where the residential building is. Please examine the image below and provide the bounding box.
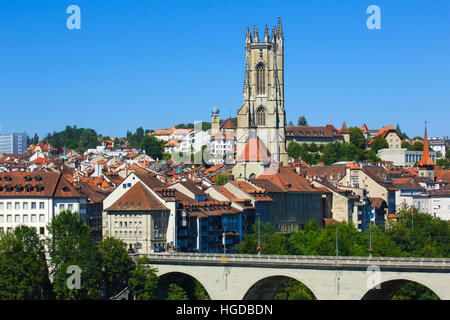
[368,125,402,149]
[338,164,397,216]
[0,172,87,237]
[285,124,344,145]
[253,166,327,231]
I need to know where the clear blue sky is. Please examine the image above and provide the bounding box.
[1,0,449,139]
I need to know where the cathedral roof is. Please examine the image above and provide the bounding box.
[236,137,271,163]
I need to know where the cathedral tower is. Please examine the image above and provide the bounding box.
[236,18,288,168]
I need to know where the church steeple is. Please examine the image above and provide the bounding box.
[417,122,435,167]
[236,18,288,175]
[417,121,435,179]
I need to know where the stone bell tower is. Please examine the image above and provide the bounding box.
[236,17,288,168]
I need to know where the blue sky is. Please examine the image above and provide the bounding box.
[0,0,449,139]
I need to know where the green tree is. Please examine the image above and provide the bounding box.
[215,174,229,186]
[274,279,316,300]
[349,127,367,150]
[436,158,449,169]
[392,282,439,300]
[0,226,52,300]
[287,141,301,159]
[365,149,381,162]
[47,210,103,300]
[128,256,159,300]
[44,126,101,152]
[370,135,389,153]
[297,116,308,126]
[166,283,189,300]
[140,135,164,160]
[99,237,134,299]
[193,280,211,300]
[409,141,424,151]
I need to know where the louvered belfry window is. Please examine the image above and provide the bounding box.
[256,63,265,95]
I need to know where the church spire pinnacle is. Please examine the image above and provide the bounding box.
[264,24,270,42]
[253,25,259,43]
[245,25,252,44]
[277,16,283,39]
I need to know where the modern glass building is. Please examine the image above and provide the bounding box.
[0,133,27,154]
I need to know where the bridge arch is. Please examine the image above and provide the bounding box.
[242,275,318,300]
[361,277,442,300]
[157,271,211,300]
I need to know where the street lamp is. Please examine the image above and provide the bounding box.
[369,208,375,258]
[335,224,338,259]
[257,212,261,256]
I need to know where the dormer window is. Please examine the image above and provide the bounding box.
[62,186,69,192]
[15,185,23,193]
[25,185,34,193]
[35,185,44,193]
[35,176,42,182]
[24,175,32,183]
[4,176,12,183]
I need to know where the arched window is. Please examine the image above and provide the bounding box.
[256,106,266,126]
[256,63,265,95]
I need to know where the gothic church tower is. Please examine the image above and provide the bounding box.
[236,17,288,167]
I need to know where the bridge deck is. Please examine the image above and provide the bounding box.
[137,253,450,272]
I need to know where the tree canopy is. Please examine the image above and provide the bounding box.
[46,210,103,300]
[0,226,52,299]
[44,125,100,152]
[297,116,308,126]
[370,135,389,153]
[140,135,164,160]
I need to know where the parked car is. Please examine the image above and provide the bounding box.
[154,246,165,253]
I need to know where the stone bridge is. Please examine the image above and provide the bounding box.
[139,253,450,300]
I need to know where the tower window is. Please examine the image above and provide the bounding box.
[256,106,266,126]
[256,63,265,95]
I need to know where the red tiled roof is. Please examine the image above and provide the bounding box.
[106,182,169,211]
[258,166,321,193]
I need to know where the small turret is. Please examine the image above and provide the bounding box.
[253,25,259,43]
[277,16,283,40]
[264,25,270,42]
[271,26,277,43]
[245,25,252,44]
